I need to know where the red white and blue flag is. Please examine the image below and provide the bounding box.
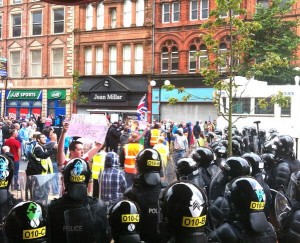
[137,94,147,121]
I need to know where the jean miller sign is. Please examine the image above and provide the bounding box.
[92,93,127,102]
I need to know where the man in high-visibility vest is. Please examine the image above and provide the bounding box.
[150,123,161,148]
[119,132,144,188]
[153,136,170,182]
[91,148,106,198]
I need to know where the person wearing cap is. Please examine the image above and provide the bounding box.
[124,148,167,243]
[172,127,188,165]
[106,121,122,153]
[119,132,144,188]
[100,152,127,207]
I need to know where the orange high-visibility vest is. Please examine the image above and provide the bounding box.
[124,143,144,174]
[150,129,161,146]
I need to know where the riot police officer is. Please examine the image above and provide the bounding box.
[124,148,167,243]
[5,200,48,242]
[108,200,141,243]
[268,135,300,191]
[209,177,277,242]
[175,157,203,187]
[158,181,208,243]
[48,158,108,243]
[0,154,21,242]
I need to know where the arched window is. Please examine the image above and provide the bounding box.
[160,41,179,74]
[218,42,227,73]
[189,39,207,73]
[85,4,93,31]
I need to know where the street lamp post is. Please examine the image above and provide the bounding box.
[150,79,170,122]
[0,77,13,118]
[294,75,300,159]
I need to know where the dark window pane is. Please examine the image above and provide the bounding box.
[232,98,251,114]
[54,9,64,21]
[13,26,21,37]
[54,22,64,33]
[255,98,274,114]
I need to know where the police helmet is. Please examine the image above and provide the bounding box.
[242,126,250,136]
[63,158,91,200]
[175,157,199,181]
[105,152,119,168]
[136,148,162,185]
[213,145,227,159]
[159,181,208,235]
[287,170,300,202]
[231,140,242,156]
[227,177,268,232]
[259,129,266,137]
[214,129,222,136]
[223,157,251,182]
[108,200,141,242]
[275,135,294,157]
[0,155,14,205]
[242,152,264,175]
[261,153,276,173]
[269,128,278,134]
[190,147,214,168]
[5,201,48,242]
[250,126,257,136]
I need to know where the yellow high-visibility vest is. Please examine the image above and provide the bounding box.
[150,129,161,146]
[153,143,168,167]
[92,152,106,180]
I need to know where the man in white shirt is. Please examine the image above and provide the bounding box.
[172,127,188,165]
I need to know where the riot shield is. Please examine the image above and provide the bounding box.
[64,202,107,243]
[209,169,226,204]
[275,191,291,227]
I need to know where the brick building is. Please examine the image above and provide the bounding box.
[0,0,73,121]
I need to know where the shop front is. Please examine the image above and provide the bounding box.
[6,90,42,120]
[47,89,67,118]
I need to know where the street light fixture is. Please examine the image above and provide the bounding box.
[0,77,13,118]
[150,79,171,122]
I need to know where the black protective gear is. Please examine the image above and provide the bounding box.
[104,152,119,168]
[231,140,242,156]
[175,158,203,187]
[232,135,244,154]
[242,152,264,175]
[268,161,291,191]
[223,157,251,182]
[274,135,295,159]
[209,196,230,228]
[250,126,257,136]
[108,200,141,243]
[5,201,48,242]
[0,155,14,205]
[287,170,300,203]
[136,148,162,186]
[261,153,276,174]
[124,177,166,243]
[63,158,91,200]
[158,181,208,242]
[208,222,241,243]
[190,147,214,168]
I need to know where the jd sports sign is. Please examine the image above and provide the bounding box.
[92,93,127,102]
[7,90,42,100]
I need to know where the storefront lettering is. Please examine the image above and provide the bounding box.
[51,91,62,98]
[93,93,125,101]
[11,92,37,98]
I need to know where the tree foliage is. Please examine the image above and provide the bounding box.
[65,70,88,105]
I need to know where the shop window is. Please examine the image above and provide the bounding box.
[97,2,104,30]
[136,0,144,26]
[86,4,93,31]
[53,8,64,34]
[32,11,42,36]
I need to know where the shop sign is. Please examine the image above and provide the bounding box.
[7,90,42,100]
[47,89,66,99]
[92,93,127,102]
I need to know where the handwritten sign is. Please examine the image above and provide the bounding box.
[67,114,109,143]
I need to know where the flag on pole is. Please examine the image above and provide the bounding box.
[137,94,147,122]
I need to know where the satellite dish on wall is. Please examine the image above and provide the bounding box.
[41,0,100,5]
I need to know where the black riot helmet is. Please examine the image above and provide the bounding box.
[63,158,91,200]
[287,171,300,202]
[108,200,141,243]
[274,135,295,158]
[213,145,227,159]
[159,181,208,236]
[242,126,250,136]
[5,201,48,242]
[227,177,268,232]
[175,157,199,181]
[190,147,214,168]
[250,126,257,136]
[136,148,162,185]
[223,157,251,182]
[259,129,266,137]
[261,153,276,174]
[242,152,264,175]
[0,154,14,205]
[231,140,242,156]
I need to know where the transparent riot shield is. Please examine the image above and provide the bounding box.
[64,202,107,243]
[275,191,291,227]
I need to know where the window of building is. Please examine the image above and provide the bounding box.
[123,45,131,74]
[0,15,2,39]
[201,0,209,19]
[257,0,269,8]
[85,47,92,75]
[161,47,169,73]
[161,41,179,74]
[189,40,207,73]
[0,0,3,7]
[53,8,64,34]
[30,49,41,77]
[255,98,274,115]
[10,51,21,78]
[171,47,179,73]
[97,2,104,30]
[172,2,180,22]
[109,46,117,75]
[52,48,63,76]
[281,100,291,117]
[110,8,117,28]
[123,0,132,27]
[232,98,251,114]
[135,44,143,74]
[12,0,22,4]
[162,3,170,23]
[199,44,208,70]
[86,4,93,31]
[218,42,228,73]
[11,13,21,37]
[190,0,208,20]
[136,0,144,26]
[96,47,103,75]
[189,45,197,73]
[32,11,42,36]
